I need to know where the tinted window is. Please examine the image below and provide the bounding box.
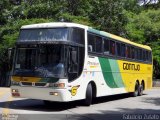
[143,50,146,61]
[139,49,142,60]
[71,28,85,44]
[131,46,135,59]
[88,33,95,52]
[135,48,138,60]
[126,46,131,58]
[104,39,109,55]
[121,43,126,57]
[149,51,152,62]
[110,40,115,55]
[19,28,69,41]
[116,42,121,56]
[95,36,102,53]
[146,51,149,61]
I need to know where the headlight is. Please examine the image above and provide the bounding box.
[49,83,65,88]
[11,81,19,86]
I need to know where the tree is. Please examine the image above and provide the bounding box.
[0,0,160,86]
[89,0,128,35]
[125,9,160,78]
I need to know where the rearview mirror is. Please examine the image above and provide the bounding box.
[8,48,13,61]
[8,48,14,69]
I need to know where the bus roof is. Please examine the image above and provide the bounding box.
[88,28,151,51]
[21,22,88,29]
[21,22,151,51]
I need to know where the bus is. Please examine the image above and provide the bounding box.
[10,22,152,106]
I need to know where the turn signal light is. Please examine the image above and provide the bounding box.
[50,92,58,96]
[12,93,20,97]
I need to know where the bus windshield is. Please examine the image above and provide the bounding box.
[13,45,66,78]
[18,28,69,41]
[18,27,85,45]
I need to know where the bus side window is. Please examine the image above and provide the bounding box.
[138,49,142,60]
[88,33,95,52]
[131,46,135,59]
[116,42,121,57]
[104,39,109,55]
[110,40,115,55]
[135,48,138,60]
[146,51,149,62]
[121,43,126,57]
[143,50,146,61]
[88,45,92,52]
[149,51,152,62]
[126,46,131,58]
[95,36,102,53]
[126,46,128,58]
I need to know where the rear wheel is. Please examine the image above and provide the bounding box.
[84,83,92,106]
[138,84,144,96]
[131,82,139,97]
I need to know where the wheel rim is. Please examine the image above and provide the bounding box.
[140,85,143,95]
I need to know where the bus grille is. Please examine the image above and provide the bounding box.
[21,82,32,86]
[21,82,47,87]
[35,82,47,87]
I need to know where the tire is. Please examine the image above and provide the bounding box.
[43,100,52,106]
[138,84,144,96]
[84,83,92,106]
[131,82,139,97]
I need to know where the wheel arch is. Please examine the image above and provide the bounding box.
[136,80,140,86]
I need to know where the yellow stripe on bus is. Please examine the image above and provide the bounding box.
[117,60,152,92]
[12,76,41,82]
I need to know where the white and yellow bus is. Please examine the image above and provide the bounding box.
[11,22,152,106]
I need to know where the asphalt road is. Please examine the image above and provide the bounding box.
[0,88,160,120]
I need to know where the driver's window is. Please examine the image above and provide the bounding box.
[68,47,78,81]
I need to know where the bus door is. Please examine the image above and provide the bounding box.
[68,46,79,81]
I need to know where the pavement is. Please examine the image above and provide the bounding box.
[0,87,160,120]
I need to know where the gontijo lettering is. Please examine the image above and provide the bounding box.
[123,63,140,71]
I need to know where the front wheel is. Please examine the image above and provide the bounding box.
[43,100,51,106]
[84,83,92,106]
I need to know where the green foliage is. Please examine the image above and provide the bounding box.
[0,0,160,78]
[90,0,127,35]
[0,18,52,67]
[125,9,160,78]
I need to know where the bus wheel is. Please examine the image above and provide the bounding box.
[138,84,144,96]
[131,82,139,97]
[43,100,52,106]
[84,83,92,106]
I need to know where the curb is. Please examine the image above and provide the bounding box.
[153,81,160,87]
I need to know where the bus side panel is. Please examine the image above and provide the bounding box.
[68,56,152,101]
[118,60,152,92]
[82,57,127,97]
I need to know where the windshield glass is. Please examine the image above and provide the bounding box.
[18,28,69,41]
[13,45,66,78]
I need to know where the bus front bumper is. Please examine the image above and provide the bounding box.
[10,86,71,102]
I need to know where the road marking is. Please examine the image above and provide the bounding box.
[0,88,11,99]
[2,96,13,116]
[152,87,160,89]
[0,92,5,98]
